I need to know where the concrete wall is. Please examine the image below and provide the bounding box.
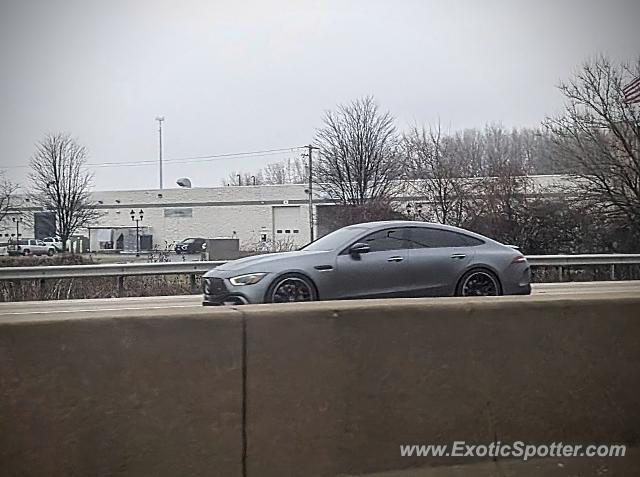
[242,295,640,475]
[1,294,639,476]
[0,311,244,477]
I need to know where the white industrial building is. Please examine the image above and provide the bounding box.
[88,184,316,252]
[1,184,317,252]
[0,175,573,253]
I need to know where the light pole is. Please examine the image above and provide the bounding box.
[11,216,23,242]
[130,209,144,256]
[156,116,165,189]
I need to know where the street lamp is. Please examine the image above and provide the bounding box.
[11,216,23,242]
[130,209,144,256]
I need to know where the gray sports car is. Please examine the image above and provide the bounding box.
[202,221,531,305]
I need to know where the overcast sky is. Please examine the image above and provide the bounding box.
[1,0,639,191]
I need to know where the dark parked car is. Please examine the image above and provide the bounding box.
[202,221,531,305]
[175,237,207,254]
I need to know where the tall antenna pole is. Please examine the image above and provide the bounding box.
[155,116,165,189]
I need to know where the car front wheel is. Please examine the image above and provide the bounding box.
[266,273,317,303]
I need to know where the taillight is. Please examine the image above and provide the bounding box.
[511,255,527,264]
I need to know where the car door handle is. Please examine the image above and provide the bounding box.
[387,256,404,262]
[450,253,466,259]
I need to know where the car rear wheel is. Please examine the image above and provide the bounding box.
[456,269,502,297]
[47,248,55,256]
[22,249,30,256]
[266,273,317,303]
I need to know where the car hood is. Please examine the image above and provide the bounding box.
[208,250,330,274]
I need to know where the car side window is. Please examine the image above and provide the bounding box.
[360,228,408,252]
[407,227,482,248]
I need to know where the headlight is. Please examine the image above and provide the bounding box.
[229,273,268,286]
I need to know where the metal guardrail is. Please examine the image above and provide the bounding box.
[0,255,639,294]
[525,254,640,266]
[1,255,640,281]
[0,261,227,280]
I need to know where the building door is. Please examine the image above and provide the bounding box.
[140,235,153,251]
[272,206,302,248]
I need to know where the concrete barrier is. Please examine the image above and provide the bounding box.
[242,294,640,476]
[1,293,639,476]
[0,310,244,477]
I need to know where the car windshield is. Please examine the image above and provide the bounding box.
[300,226,366,252]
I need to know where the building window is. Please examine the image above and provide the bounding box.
[164,208,193,218]
[293,229,299,233]
[285,229,291,234]
[276,229,283,234]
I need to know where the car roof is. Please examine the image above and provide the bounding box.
[346,220,497,243]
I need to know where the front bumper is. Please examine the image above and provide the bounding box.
[202,276,270,305]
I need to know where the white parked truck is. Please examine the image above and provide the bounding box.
[8,239,57,256]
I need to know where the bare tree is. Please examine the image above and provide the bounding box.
[29,133,100,250]
[465,125,532,245]
[262,157,307,184]
[222,157,306,187]
[315,96,402,205]
[0,172,19,223]
[404,124,471,226]
[544,55,640,242]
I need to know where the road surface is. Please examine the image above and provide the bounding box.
[0,281,638,317]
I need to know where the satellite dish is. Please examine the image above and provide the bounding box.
[176,178,192,188]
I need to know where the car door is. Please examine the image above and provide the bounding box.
[334,227,411,299]
[405,227,476,296]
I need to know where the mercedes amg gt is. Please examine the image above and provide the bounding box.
[202,221,531,305]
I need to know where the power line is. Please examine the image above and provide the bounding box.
[0,146,306,170]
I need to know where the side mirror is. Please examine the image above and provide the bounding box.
[349,242,371,255]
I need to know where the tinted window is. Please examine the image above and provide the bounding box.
[302,226,366,252]
[407,227,483,248]
[360,228,408,252]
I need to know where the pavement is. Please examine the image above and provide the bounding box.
[0,281,638,317]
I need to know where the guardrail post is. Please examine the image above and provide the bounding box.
[558,266,563,282]
[190,274,197,293]
[117,276,124,297]
[610,264,616,281]
[39,278,46,300]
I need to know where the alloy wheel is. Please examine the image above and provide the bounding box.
[462,271,499,296]
[271,277,314,303]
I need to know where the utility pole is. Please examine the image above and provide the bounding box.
[155,116,165,189]
[306,144,319,242]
